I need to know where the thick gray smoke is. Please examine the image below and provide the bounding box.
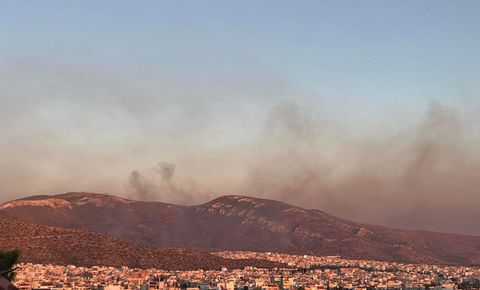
[127,170,153,201]
[155,162,176,181]
[127,162,204,204]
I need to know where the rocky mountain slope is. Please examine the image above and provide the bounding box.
[0,212,282,270]
[2,192,480,265]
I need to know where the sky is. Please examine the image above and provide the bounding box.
[1,1,480,235]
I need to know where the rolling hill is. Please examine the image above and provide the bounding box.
[0,211,282,270]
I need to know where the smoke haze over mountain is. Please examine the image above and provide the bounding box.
[245,101,480,235]
[1,63,479,235]
[2,1,480,236]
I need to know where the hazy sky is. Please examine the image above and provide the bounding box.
[1,1,480,235]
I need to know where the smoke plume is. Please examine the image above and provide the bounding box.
[155,162,176,181]
[243,101,480,235]
[127,162,204,204]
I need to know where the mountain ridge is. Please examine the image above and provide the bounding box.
[2,192,480,266]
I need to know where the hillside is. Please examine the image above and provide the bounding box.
[0,212,282,270]
[2,192,480,265]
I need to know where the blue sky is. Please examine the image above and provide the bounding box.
[1,1,480,234]
[2,1,479,105]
